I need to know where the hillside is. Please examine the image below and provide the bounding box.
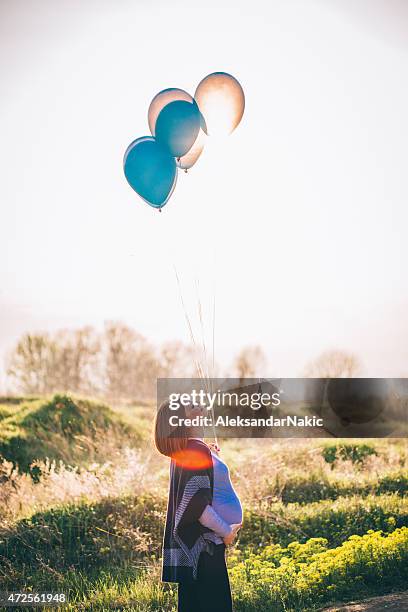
[0,394,143,474]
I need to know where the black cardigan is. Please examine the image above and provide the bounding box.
[162,439,219,582]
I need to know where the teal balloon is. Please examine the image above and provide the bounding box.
[155,100,201,158]
[123,136,177,209]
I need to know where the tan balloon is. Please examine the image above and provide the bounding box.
[176,129,207,171]
[148,88,193,136]
[194,72,245,136]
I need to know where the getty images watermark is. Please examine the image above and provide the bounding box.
[157,378,408,438]
[166,387,324,429]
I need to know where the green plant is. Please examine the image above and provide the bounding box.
[230,528,408,611]
[322,443,377,468]
[240,494,408,549]
[0,494,166,584]
[269,471,408,504]
[0,394,141,474]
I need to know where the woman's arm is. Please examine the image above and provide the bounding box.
[198,504,232,537]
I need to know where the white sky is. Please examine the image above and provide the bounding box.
[1,0,408,389]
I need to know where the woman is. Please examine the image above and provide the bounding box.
[155,400,242,612]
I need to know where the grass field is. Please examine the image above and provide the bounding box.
[0,394,407,611]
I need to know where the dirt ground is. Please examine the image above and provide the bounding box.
[323,591,408,611]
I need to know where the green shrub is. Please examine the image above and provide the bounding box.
[240,494,408,549]
[322,443,377,467]
[273,471,408,504]
[230,527,408,611]
[279,473,353,504]
[0,494,166,591]
[377,472,408,496]
[0,394,141,473]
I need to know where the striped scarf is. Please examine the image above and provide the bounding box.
[162,439,218,582]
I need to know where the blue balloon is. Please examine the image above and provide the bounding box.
[155,100,201,158]
[123,136,177,209]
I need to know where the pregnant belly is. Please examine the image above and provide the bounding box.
[213,493,243,525]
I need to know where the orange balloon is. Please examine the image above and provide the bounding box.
[195,72,245,136]
[176,129,207,171]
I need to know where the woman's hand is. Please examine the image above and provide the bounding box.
[223,523,242,546]
[208,442,220,454]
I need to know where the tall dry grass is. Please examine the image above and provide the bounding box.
[0,447,168,527]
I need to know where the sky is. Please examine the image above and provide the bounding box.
[1,0,408,390]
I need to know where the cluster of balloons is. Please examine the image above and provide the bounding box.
[123,72,245,210]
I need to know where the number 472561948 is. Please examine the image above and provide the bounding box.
[1,592,67,606]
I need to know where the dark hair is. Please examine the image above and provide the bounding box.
[154,400,188,457]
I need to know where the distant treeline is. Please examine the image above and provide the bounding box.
[5,322,199,402]
[5,321,361,402]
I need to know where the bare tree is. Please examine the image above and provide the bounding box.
[6,333,59,394]
[233,345,267,382]
[6,328,102,396]
[304,349,361,378]
[103,321,158,402]
[158,340,196,378]
[53,327,102,395]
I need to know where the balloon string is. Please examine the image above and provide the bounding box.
[211,250,218,446]
[193,200,219,446]
[212,289,216,378]
[195,274,218,446]
[174,266,206,382]
[172,260,215,443]
[155,210,204,380]
[196,279,209,381]
[156,187,217,445]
